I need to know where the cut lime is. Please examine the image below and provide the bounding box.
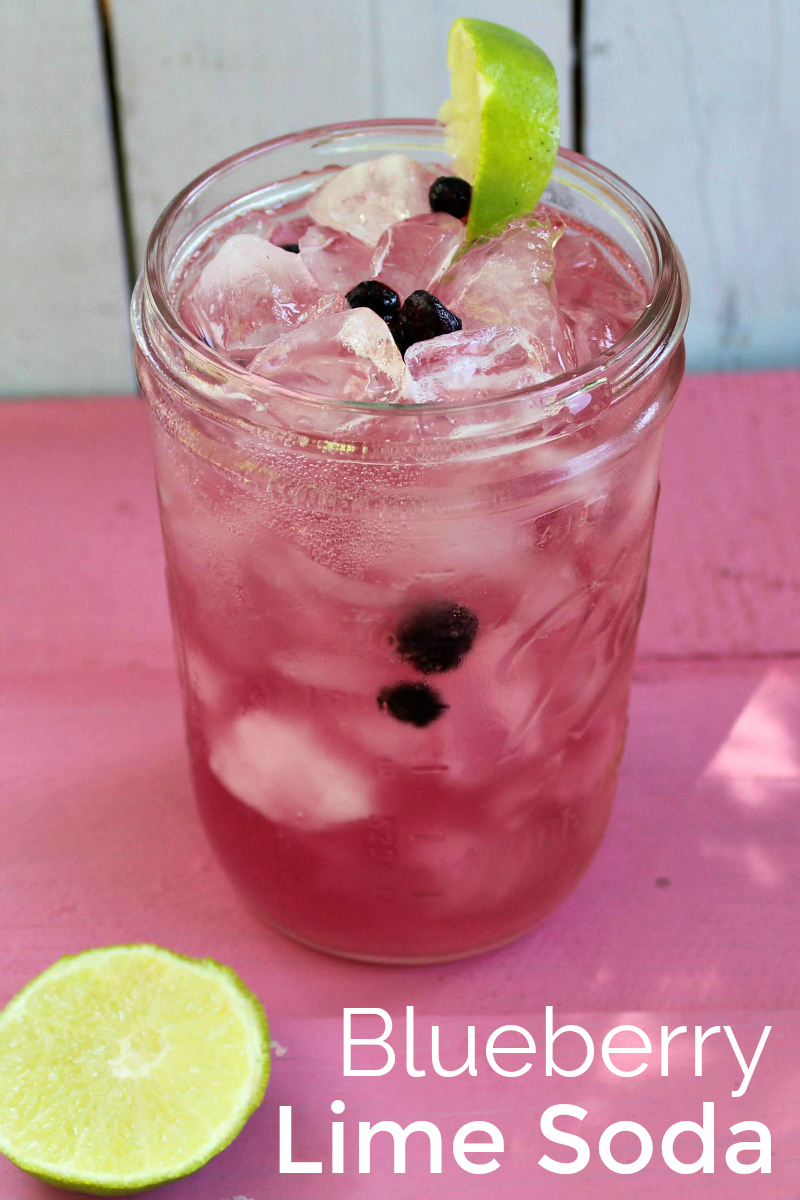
[0,945,269,1195]
[439,17,560,240]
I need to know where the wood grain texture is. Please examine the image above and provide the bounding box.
[638,370,800,657]
[0,399,171,676]
[112,0,376,264]
[111,0,574,264]
[0,0,134,396]
[584,0,800,373]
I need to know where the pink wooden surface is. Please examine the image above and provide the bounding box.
[2,378,799,1197]
[638,369,800,657]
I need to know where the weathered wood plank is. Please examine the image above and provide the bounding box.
[112,0,573,264]
[639,370,800,657]
[584,0,800,372]
[370,0,443,119]
[112,0,376,264]
[0,0,134,395]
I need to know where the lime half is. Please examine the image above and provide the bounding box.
[439,17,560,240]
[0,945,269,1195]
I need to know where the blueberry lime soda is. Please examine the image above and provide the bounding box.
[133,19,688,961]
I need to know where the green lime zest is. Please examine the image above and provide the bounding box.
[439,17,560,240]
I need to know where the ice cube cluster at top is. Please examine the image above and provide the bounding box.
[180,153,646,406]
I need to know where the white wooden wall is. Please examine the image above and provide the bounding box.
[585,0,800,372]
[0,0,134,394]
[1,0,797,395]
[111,0,573,265]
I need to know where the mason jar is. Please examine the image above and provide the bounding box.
[132,120,688,963]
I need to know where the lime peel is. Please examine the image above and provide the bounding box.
[0,944,269,1195]
[439,17,560,240]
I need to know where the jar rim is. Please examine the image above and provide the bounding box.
[134,117,689,429]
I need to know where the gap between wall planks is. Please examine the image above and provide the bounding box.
[0,0,135,396]
[108,0,574,266]
[585,0,800,374]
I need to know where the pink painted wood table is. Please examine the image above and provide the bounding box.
[2,374,800,1197]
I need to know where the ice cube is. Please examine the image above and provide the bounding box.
[248,307,405,402]
[371,212,465,300]
[209,709,372,829]
[298,225,375,294]
[437,217,575,378]
[182,233,322,357]
[553,224,647,363]
[427,625,546,787]
[258,536,410,614]
[267,214,315,247]
[306,155,436,246]
[269,647,380,695]
[183,644,231,715]
[297,291,350,323]
[404,324,554,403]
[338,701,444,774]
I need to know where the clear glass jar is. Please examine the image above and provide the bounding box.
[132,120,688,963]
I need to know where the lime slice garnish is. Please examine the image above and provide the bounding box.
[439,17,560,240]
[0,945,269,1195]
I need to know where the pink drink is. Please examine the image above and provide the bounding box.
[133,122,687,962]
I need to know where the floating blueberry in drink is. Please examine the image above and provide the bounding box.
[429,175,472,219]
[378,682,448,727]
[394,601,479,674]
[392,290,463,358]
[346,280,401,325]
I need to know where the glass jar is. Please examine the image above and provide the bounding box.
[132,120,688,963]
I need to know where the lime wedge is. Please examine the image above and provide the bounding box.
[439,17,560,240]
[0,945,269,1195]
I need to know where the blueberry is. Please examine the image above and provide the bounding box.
[394,601,479,674]
[346,280,401,325]
[429,176,472,220]
[393,290,462,357]
[280,243,300,253]
[378,682,448,727]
